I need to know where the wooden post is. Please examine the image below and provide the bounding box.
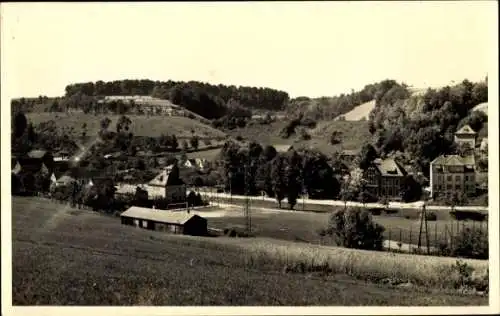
[409,225,412,246]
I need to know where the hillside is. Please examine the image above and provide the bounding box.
[26,112,227,139]
[472,102,488,115]
[226,119,371,156]
[12,197,487,305]
[334,100,376,121]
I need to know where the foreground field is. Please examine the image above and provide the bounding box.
[26,112,226,139]
[203,201,488,250]
[12,197,487,305]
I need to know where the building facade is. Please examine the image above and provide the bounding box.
[454,125,477,150]
[363,158,406,199]
[120,206,208,236]
[429,155,476,198]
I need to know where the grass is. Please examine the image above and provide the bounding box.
[335,100,376,121]
[11,197,488,305]
[207,198,488,248]
[227,119,370,156]
[26,112,226,139]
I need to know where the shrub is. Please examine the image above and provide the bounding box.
[418,210,437,221]
[439,228,488,260]
[319,207,385,251]
[450,210,487,221]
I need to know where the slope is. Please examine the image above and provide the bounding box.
[26,112,226,139]
[12,197,487,305]
[334,100,376,121]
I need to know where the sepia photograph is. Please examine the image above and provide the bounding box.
[1,1,498,314]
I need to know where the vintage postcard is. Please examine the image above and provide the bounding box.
[1,1,498,315]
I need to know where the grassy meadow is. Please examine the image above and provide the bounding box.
[26,112,227,139]
[11,197,488,305]
[228,119,371,156]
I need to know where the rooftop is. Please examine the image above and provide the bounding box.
[27,149,49,159]
[373,158,406,177]
[455,125,477,135]
[121,206,202,225]
[431,154,475,166]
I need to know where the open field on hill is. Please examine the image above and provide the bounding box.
[12,197,488,306]
[26,112,226,139]
[334,100,376,121]
[228,120,370,156]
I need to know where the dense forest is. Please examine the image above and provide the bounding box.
[62,79,289,116]
[368,78,488,174]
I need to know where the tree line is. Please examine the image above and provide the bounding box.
[368,78,488,174]
[287,79,408,121]
[62,79,290,116]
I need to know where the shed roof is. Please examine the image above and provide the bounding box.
[121,206,203,225]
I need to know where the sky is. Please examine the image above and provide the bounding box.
[1,1,496,98]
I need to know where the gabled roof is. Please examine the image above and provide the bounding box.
[455,125,477,135]
[372,158,406,177]
[431,154,475,166]
[121,206,204,225]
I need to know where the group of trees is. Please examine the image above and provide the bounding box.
[61,79,290,119]
[287,79,409,121]
[217,141,342,209]
[368,79,488,174]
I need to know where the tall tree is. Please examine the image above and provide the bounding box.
[271,154,287,208]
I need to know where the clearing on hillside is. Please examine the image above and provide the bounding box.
[11,197,487,305]
[26,112,226,139]
[472,102,488,115]
[334,100,376,121]
[227,120,370,156]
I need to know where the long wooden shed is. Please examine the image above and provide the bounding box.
[120,206,207,236]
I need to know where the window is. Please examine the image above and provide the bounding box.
[455,175,460,181]
[447,175,452,181]
[447,184,452,190]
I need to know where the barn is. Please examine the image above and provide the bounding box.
[120,206,208,236]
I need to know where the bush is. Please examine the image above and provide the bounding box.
[223,225,254,238]
[319,207,385,251]
[418,210,437,221]
[450,210,487,221]
[439,228,488,260]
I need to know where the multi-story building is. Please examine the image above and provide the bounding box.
[363,158,407,199]
[429,154,476,198]
[454,125,477,150]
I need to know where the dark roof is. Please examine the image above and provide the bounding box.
[121,206,205,225]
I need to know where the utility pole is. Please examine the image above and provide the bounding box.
[417,201,430,253]
[244,155,251,234]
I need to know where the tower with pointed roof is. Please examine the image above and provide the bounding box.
[454,125,477,150]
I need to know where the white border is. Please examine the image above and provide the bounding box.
[1,2,499,315]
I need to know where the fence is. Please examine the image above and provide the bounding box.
[384,219,488,257]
